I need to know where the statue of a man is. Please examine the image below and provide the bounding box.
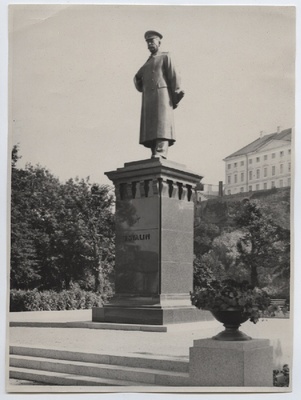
[134,31,184,159]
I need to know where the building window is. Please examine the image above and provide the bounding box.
[288,162,291,172]
[264,182,267,190]
[288,149,291,155]
[271,181,275,188]
[228,190,231,195]
[264,155,268,161]
[256,157,260,163]
[280,151,284,157]
[280,179,283,188]
[249,159,252,164]
[234,174,237,183]
[256,184,260,191]
[272,166,276,176]
[228,175,231,184]
[249,171,252,180]
[234,162,237,168]
[228,164,231,169]
[256,169,260,179]
[264,167,267,177]
[249,185,252,192]
[280,164,283,174]
[240,187,244,193]
[272,153,276,159]
[288,178,291,186]
[241,172,244,182]
[240,161,244,166]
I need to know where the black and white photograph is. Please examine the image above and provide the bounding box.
[1,1,300,396]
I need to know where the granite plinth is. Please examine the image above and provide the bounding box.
[92,306,212,325]
[97,158,205,325]
[189,338,273,387]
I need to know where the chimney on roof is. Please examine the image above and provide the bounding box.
[277,126,281,133]
[219,181,223,197]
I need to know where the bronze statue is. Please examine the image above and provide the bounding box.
[134,31,184,159]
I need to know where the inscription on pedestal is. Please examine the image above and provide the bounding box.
[124,233,151,242]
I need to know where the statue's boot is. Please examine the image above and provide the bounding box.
[151,139,168,159]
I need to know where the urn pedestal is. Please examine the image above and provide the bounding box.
[189,338,273,386]
[92,158,212,325]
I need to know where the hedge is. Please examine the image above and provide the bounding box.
[10,287,104,312]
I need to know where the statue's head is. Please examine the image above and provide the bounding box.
[144,30,162,54]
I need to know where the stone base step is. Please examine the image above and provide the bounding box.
[9,346,191,386]
[9,367,150,386]
[92,306,212,325]
[10,345,189,372]
[9,321,168,332]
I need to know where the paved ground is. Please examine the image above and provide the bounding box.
[9,310,292,367]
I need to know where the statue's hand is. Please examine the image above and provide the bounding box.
[177,90,185,101]
[172,90,185,109]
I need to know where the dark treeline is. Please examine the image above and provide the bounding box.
[11,145,115,298]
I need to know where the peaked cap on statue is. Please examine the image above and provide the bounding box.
[144,30,163,41]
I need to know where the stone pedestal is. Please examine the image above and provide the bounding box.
[92,158,212,325]
[189,338,273,386]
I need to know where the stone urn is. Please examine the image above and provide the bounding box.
[211,309,252,341]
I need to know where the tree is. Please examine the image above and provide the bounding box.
[193,196,290,297]
[210,230,252,282]
[194,221,220,256]
[193,252,225,288]
[234,200,290,288]
[11,146,42,289]
[56,178,115,293]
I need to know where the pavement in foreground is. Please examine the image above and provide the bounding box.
[8,310,292,364]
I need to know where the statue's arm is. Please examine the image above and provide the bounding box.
[165,53,185,109]
[134,71,143,93]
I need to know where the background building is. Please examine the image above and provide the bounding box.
[223,128,292,195]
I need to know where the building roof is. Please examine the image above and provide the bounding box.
[224,128,292,160]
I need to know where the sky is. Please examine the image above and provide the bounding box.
[1,2,301,399]
[9,5,295,187]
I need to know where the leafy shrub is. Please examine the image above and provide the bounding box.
[273,364,289,387]
[9,289,26,312]
[191,279,271,323]
[85,291,103,309]
[10,288,104,312]
[23,289,42,311]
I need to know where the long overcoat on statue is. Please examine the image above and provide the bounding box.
[134,52,183,148]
